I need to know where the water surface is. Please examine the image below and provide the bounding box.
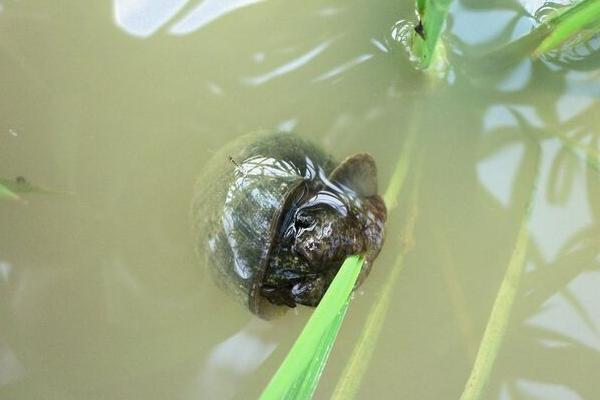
[1,1,599,399]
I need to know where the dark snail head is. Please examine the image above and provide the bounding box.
[192,134,386,318]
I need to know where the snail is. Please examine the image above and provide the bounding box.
[192,133,386,318]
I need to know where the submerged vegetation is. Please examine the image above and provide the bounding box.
[533,0,600,57]
[460,145,540,400]
[0,176,68,201]
[0,181,19,201]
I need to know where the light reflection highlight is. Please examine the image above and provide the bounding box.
[496,59,533,92]
[450,5,519,46]
[243,39,334,86]
[113,0,265,38]
[113,0,188,38]
[169,0,265,36]
[516,379,582,400]
[313,53,373,82]
[528,139,593,263]
[527,270,600,351]
[0,341,26,385]
[477,141,525,208]
[187,320,276,400]
[370,38,389,53]
[555,94,594,123]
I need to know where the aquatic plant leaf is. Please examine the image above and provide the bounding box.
[383,122,417,211]
[330,266,399,399]
[259,256,364,400]
[534,0,600,57]
[411,0,453,69]
[481,0,600,67]
[0,182,19,201]
[0,177,70,196]
[459,146,541,400]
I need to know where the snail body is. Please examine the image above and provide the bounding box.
[192,133,386,318]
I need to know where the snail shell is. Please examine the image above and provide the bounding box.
[192,133,386,318]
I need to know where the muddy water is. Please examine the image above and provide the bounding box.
[1,1,599,399]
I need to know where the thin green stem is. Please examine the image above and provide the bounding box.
[545,130,600,172]
[332,178,420,400]
[0,182,19,201]
[383,129,417,212]
[259,256,364,400]
[459,147,541,400]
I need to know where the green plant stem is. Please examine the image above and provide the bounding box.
[332,178,420,400]
[383,129,417,211]
[459,149,541,400]
[259,256,364,400]
[436,228,478,360]
[330,257,403,400]
[411,0,453,69]
[0,183,19,201]
[480,0,600,70]
[0,177,71,202]
[534,0,600,57]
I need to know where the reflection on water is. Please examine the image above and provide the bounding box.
[528,271,600,350]
[244,39,334,86]
[1,0,599,399]
[113,0,188,37]
[113,0,265,38]
[189,320,276,400]
[0,261,25,386]
[0,341,25,386]
[169,0,265,36]
[313,53,374,82]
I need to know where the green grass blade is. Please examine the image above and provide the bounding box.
[459,148,541,400]
[0,182,20,201]
[534,0,600,57]
[259,256,364,400]
[411,0,453,69]
[331,258,404,399]
[332,181,420,400]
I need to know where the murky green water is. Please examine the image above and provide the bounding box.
[1,1,599,399]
